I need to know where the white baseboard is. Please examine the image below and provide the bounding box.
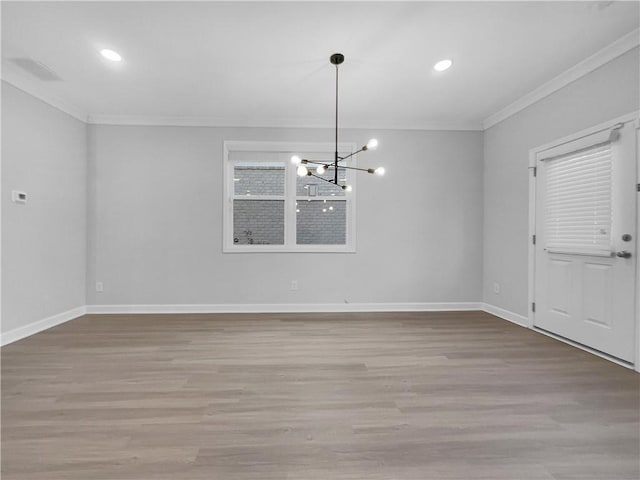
[481,303,529,327]
[0,302,530,346]
[481,303,635,370]
[85,302,483,314]
[3,303,632,371]
[0,306,87,346]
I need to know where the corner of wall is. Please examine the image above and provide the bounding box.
[85,124,97,307]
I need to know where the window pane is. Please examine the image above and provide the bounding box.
[296,168,345,197]
[296,200,346,245]
[233,200,284,245]
[234,162,285,196]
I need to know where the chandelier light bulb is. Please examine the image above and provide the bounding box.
[366,138,379,150]
[342,184,353,192]
[316,165,327,174]
[296,165,308,177]
[291,155,302,165]
[375,167,385,176]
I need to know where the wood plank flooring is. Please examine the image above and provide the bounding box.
[2,311,639,479]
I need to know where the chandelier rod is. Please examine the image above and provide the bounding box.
[334,60,339,185]
[290,53,383,188]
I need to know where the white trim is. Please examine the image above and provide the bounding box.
[87,114,482,131]
[528,112,640,370]
[527,148,537,329]
[483,29,640,130]
[223,140,357,253]
[2,303,635,372]
[635,119,640,372]
[533,327,634,370]
[481,303,528,327]
[0,306,86,347]
[3,29,637,132]
[86,302,483,314]
[481,303,634,369]
[530,111,639,158]
[0,6,3,355]
[224,245,357,254]
[1,67,88,123]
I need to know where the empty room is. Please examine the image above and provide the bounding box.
[1,1,639,479]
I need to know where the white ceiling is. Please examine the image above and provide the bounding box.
[2,1,639,129]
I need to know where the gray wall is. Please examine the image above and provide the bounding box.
[87,125,484,306]
[483,47,640,316]
[1,82,87,333]
[8,47,632,320]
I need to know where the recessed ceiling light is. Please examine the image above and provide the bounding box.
[434,59,452,72]
[100,49,122,62]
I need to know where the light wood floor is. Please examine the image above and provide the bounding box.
[2,311,639,479]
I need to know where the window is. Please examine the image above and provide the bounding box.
[543,143,613,256]
[223,141,356,252]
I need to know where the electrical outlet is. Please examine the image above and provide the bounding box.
[493,282,500,294]
[96,282,104,293]
[290,280,298,291]
[12,190,27,204]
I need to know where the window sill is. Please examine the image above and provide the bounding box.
[223,245,356,253]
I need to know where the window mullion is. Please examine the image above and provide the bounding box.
[232,195,286,201]
[285,162,297,246]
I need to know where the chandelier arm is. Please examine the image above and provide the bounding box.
[308,172,341,186]
[302,160,333,166]
[337,148,365,162]
[336,165,375,173]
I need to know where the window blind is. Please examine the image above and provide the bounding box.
[544,143,613,256]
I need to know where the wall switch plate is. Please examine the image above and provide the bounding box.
[96,282,104,293]
[12,190,27,204]
[290,280,298,291]
[493,282,500,294]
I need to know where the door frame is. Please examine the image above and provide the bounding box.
[528,111,640,371]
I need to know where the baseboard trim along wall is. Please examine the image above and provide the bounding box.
[481,303,529,327]
[0,302,483,346]
[85,302,483,315]
[482,303,637,371]
[0,306,87,346]
[1,303,635,371]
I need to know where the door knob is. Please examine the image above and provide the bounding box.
[616,251,632,259]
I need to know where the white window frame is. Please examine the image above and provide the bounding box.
[223,141,357,253]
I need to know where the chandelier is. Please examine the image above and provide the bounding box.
[291,53,385,191]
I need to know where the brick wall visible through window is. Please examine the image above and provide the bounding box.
[296,200,346,245]
[233,199,284,245]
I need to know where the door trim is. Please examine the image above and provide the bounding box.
[528,110,640,371]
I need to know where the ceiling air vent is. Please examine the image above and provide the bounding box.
[9,58,62,81]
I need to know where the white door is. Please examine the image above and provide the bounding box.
[534,121,637,362]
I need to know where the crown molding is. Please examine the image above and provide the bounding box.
[1,62,88,123]
[483,28,640,130]
[4,28,636,132]
[87,114,482,131]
